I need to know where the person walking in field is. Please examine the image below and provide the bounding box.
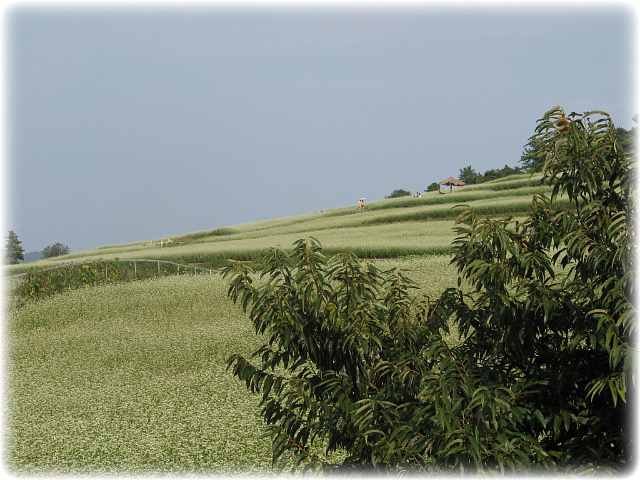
[359,198,365,211]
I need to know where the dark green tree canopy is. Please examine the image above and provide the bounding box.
[459,164,522,185]
[458,165,480,184]
[385,188,412,199]
[43,242,71,259]
[426,182,440,192]
[224,107,635,474]
[4,230,24,265]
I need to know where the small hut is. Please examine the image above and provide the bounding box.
[438,176,465,192]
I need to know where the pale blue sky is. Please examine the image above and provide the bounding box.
[4,1,638,254]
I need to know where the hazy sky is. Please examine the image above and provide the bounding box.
[3,1,638,254]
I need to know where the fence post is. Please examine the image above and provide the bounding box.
[134,260,137,280]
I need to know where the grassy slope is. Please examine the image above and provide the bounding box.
[4,173,553,275]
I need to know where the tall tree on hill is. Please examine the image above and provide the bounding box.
[459,165,479,184]
[426,182,440,192]
[4,230,24,264]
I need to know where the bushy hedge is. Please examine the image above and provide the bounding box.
[10,260,215,304]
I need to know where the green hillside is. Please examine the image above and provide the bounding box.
[5,173,559,276]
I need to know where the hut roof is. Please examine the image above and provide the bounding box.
[438,176,465,186]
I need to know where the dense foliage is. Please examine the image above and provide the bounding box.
[520,114,637,173]
[447,107,635,471]
[10,259,215,306]
[224,106,635,474]
[385,188,413,199]
[426,182,440,192]
[43,242,71,259]
[459,163,522,185]
[4,230,24,264]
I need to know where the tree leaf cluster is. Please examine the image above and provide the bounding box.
[223,107,635,474]
[520,112,636,173]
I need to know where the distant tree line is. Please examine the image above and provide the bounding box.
[458,163,522,185]
[4,231,70,264]
[388,163,523,199]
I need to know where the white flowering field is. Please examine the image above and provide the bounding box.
[5,256,459,475]
[5,275,271,475]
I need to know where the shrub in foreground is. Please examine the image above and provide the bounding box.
[223,107,634,474]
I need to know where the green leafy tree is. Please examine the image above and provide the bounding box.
[224,106,634,474]
[4,230,24,264]
[385,188,412,199]
[426,182,440,192]
[43,242,70,259]
[459,165,479,184]
[446,106,635,471]
[522,115,636,173]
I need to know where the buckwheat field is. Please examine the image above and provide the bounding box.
[5,256,458,475]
